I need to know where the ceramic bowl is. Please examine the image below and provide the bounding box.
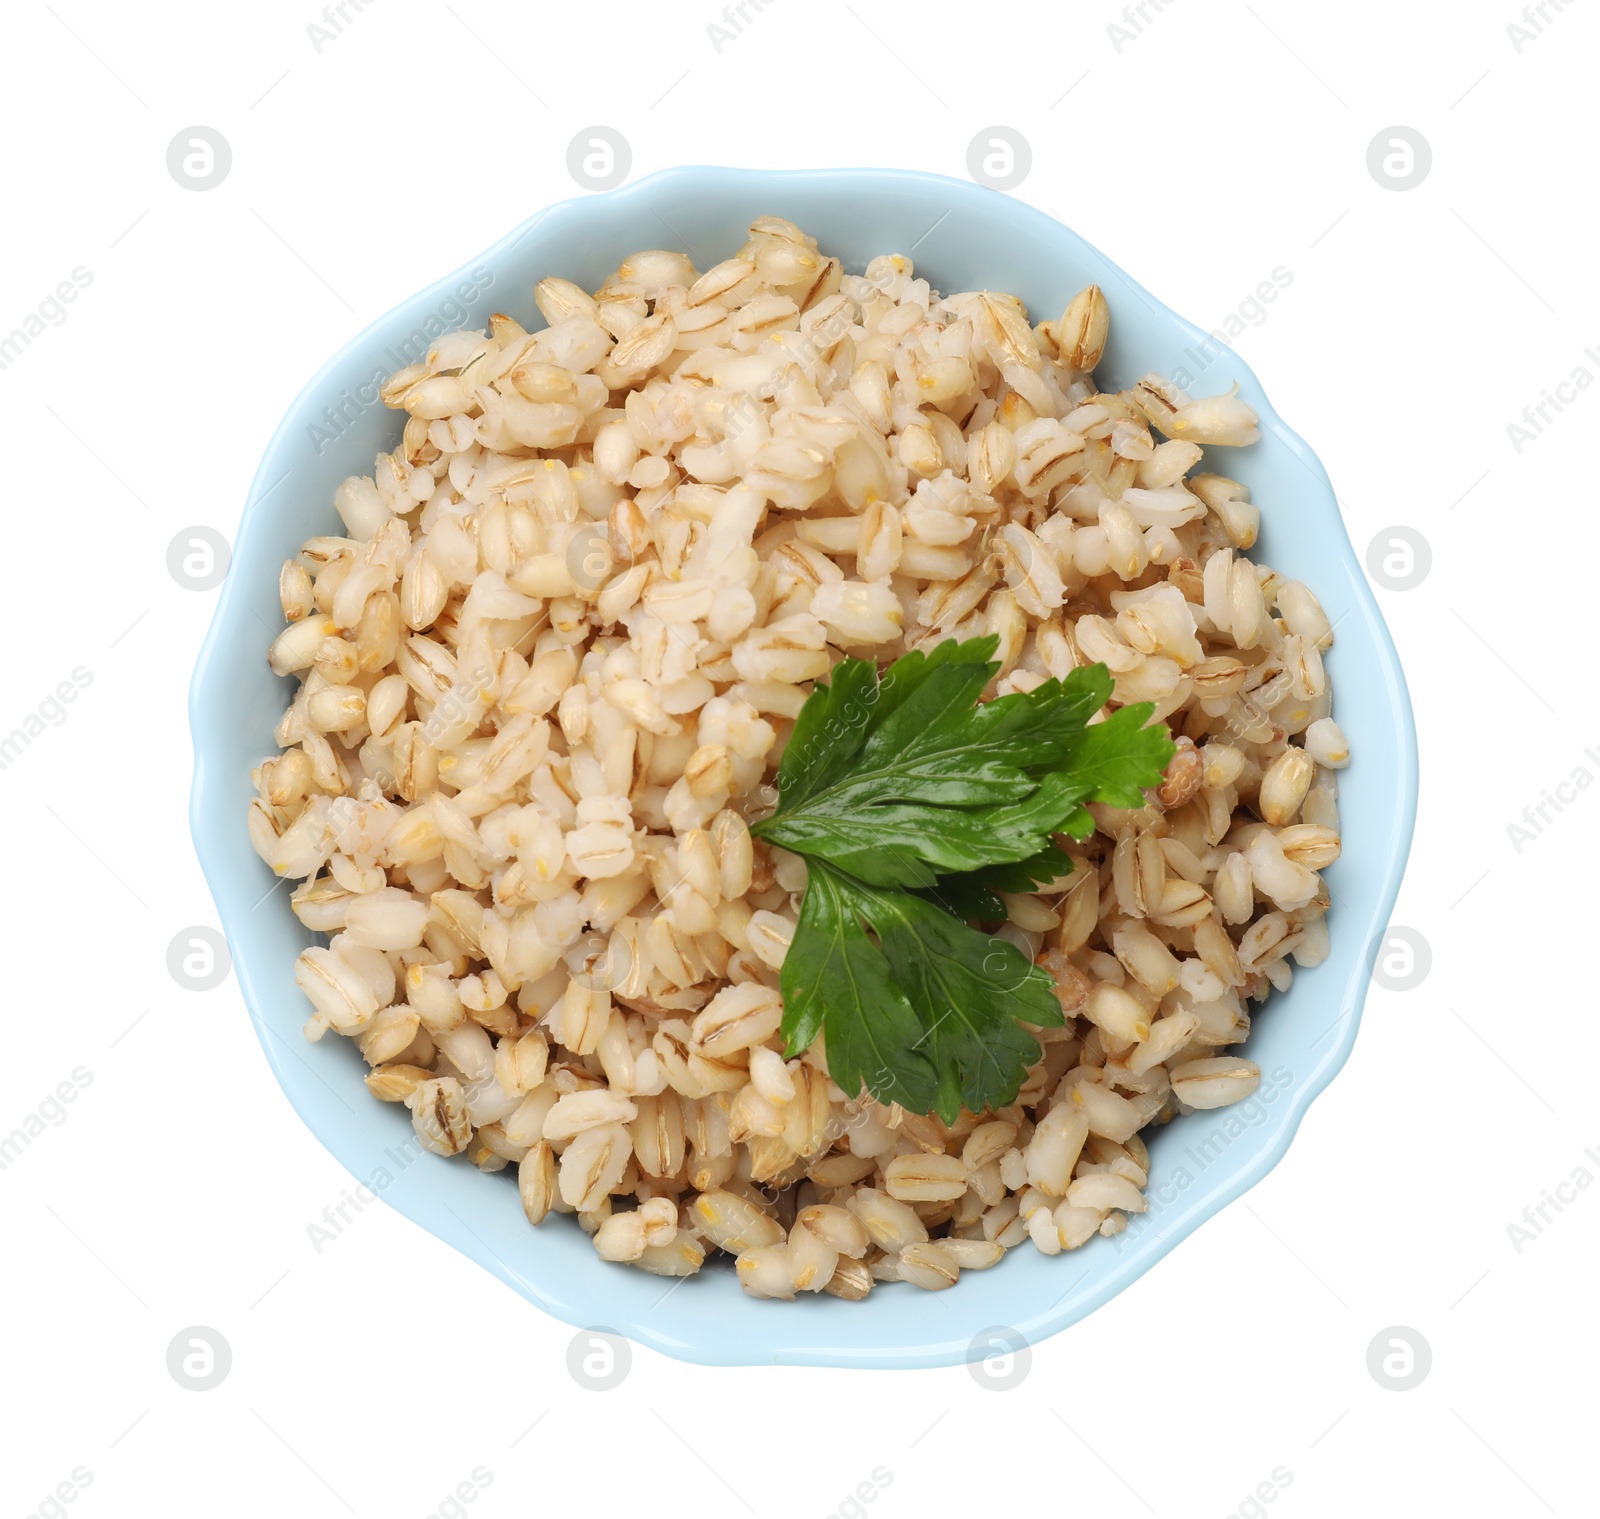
[189,165,1417,1368]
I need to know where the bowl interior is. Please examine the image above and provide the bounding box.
[190,165,1417,1369]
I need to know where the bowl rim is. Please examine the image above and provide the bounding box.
[189,163,1418,1369]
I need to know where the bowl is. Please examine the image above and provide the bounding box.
[189,164,1417,1369]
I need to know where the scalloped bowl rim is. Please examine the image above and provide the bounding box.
[189,165,1417,1369]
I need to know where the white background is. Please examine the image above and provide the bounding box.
[1,2,1592,1516]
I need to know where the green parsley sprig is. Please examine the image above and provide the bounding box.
[750,637,1175,1123]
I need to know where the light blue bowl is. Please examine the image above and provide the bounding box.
[189,165,1417,1369]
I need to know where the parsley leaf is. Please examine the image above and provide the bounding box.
[758,638,1175,1119]
[780,862,939,1116]
[916,875,1007,925]
[753,642,1168,888]
[1053,699,1182,809]
[771,655,879,812]
[856,883,1063,1122]
[936,840,1078,906]
[779,861,1062,1124]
